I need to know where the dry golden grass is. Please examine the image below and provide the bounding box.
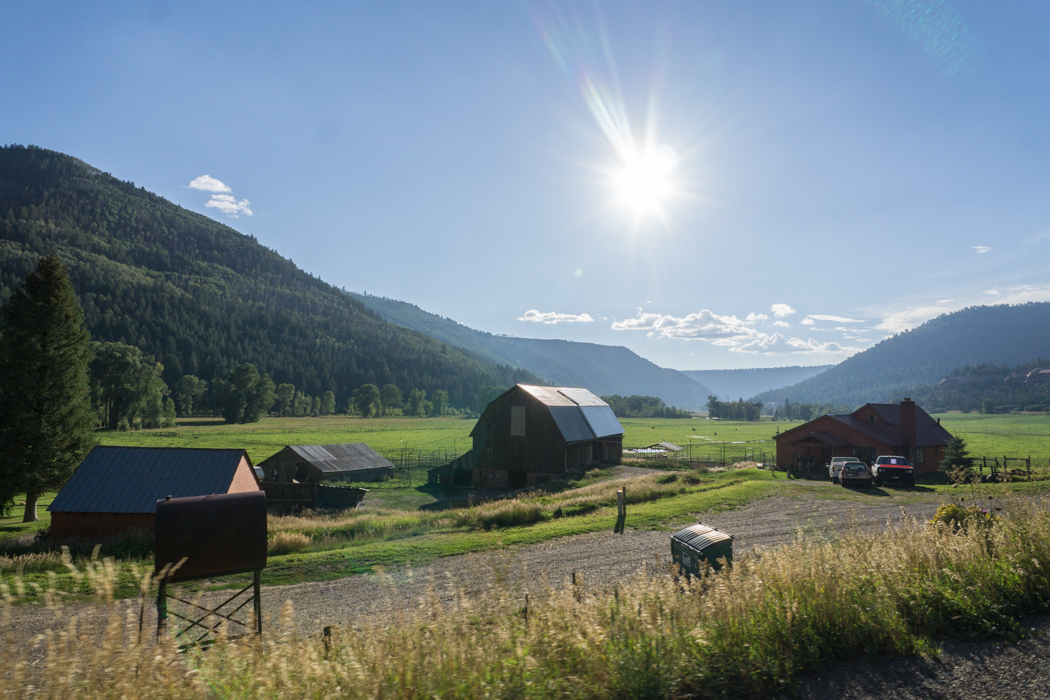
[6,495,1050,698]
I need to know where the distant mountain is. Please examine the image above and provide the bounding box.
[683,365,832,401]
[349,293,714,408]
[0,146,538,408]
[753,303,1050,407]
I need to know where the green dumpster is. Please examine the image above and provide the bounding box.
[671,523,733,575]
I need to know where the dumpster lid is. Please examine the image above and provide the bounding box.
[671,523,732,552]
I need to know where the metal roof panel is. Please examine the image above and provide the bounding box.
[672,524,733,553]
[517,385,577,406]
[578,405,624,438]
[556,388,607,407]
[548,406,596,443]
[48,447,249,514]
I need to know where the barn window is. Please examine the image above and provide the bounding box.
[510,406,526,436]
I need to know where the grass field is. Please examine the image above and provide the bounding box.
[936,412,1050,461]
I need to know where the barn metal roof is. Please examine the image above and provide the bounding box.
[284,443,394,473]
[548,406,597,443]
[518,385,578,406]
[647,441,684,452]
[671,523,733,553]
[48,446,250,515]
[518,384,623,442]
[579,405,624,439]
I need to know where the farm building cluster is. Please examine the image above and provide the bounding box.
[45,386,952,539]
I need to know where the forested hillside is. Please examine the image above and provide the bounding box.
[911,359,1050,413]
[349,292,714,408]
[0,146,537,408]
[752,303,1050,406]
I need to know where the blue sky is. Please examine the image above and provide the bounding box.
[3,1,1049,370]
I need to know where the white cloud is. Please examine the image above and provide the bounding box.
[772,320,790,328]
[611,308,863,357]
[187,175,232,193]
[746,312,769,322]
[770,303,796,318]
[973,246,991,254]
[875,304,958,333]
[518,309,594,324]
[805,314,864,323]
[995,284,1050,305]
[205,194,253,218]
[800,317,815,326]
[611,309,755,340]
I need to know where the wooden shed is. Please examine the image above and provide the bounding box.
[258,443,394,483]
[470,384,624,489]
[47,446,259,539]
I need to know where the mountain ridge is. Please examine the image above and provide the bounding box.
[752,303,1050,406]
[348,292,714,408]
[0,145,538,408]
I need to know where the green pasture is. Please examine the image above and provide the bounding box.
[0,492,55,542]
[935,412,1050,461]
[90,412,1050,467]
[96,415,477,464]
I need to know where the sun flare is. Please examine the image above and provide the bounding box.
[614,147,677,217]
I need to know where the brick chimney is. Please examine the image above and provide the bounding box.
[900,398,917,462]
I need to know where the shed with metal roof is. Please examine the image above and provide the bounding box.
[257,443,394,483]
[48,446,259,539]
[469,384,624,489]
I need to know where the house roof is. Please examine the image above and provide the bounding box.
[474,384,624,442]
[856,403,953,446]
[775,401,952,449]
[281,443,394,473]
[48,446,251,515]
[783,431,851,447]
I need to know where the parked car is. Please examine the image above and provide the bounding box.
[828,457,854,484]
[840,461,873,488]
[872,455,915,487]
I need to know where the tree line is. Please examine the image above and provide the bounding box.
[601,395,692,418]
[769,399,853,422]
[706,396,764,422]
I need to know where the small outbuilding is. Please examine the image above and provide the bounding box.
[774,398,952,477]
[258,443,394,483]
[48,446,259,539]
[470,384,624,489]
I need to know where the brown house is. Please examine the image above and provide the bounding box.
[774,398,952,476]
[48,446,259,538]
[257,443,394,483]
[471,384,624,489]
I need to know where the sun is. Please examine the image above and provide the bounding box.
[614,146,677,217]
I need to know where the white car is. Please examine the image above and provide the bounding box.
[829,457,853,484]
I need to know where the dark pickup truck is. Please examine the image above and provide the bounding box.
[872,455,915,487]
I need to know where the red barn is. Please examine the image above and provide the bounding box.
[48,446,260,538]
[774,398,952,476]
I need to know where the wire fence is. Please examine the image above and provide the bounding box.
[374,448,470,487]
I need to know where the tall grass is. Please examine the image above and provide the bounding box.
[6,496,1050,698]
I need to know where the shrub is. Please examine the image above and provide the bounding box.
[929,502,999,533]
[268,531,311,555]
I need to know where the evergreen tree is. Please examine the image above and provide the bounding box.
[941,435,975,482]
[0,255,95,521]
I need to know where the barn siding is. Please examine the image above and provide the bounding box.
[50,512,155,539]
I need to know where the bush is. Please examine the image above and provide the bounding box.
[268,531,311,555]
[929,502,999,533]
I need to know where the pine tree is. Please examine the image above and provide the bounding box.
[940,435,975,483]
[0,255,96,521]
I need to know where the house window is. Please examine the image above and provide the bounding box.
[510,406,526,436]
[916,447,924,464]
[869,415,876,423]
